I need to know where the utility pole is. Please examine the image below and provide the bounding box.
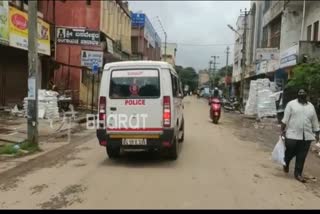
[211,55,219,73]
[27,1,39,145]
[240,8,249,104]
[225,46,231,97]
[164,31,167,61]
[225,46,230,71]
[156,16,167,62]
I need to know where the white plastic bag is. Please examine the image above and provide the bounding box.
[271,136,286,166]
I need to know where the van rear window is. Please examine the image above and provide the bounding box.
[109,70,160,99]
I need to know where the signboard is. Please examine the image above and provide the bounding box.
[131,13,146,27]
[81,50,103,69]
[267,60,280,73]
[56,27,100,46]
[256,48,279,62]
[280,44,298,68]
[8,6,50,55]
[144,15,161,48]
[256,60,267,75]
[0,1,9,45]
[106,37,114,54]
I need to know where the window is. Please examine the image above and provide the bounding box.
[313,21,319,41]
[307,25,312,41]
[262,26,268,48]
[171,72,179,97]
[109,70,160,99]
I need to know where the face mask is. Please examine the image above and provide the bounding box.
[298,94,307,102]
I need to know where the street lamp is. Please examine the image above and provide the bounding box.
[227,23,245,104]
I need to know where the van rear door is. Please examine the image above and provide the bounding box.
[107,69,162,133]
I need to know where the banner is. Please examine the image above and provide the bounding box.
[0,0,9,45]
[9,6,50,55]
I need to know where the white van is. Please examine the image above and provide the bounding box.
[96,61,185,160]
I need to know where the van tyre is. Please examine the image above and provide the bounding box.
[168,137,179,160]
[106,146,120,159]
[178,119,184,143]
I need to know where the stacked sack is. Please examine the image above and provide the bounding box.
[257,89,277,118]
[245,81,258,116]
[24,90,60,119]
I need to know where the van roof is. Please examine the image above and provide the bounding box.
[103,61,176,73]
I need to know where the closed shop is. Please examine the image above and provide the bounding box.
[0,45,28,107]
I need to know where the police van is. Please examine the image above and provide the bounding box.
[96,61,185,160]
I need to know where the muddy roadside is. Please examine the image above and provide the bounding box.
[223,111,320,198]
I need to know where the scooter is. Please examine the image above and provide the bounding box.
[209,98,221,124]
[223,97,244,114]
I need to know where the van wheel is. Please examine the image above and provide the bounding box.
[106,146,120,159]
[168,137,179,160]
[178,119,184,143]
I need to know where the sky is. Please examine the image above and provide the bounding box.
[129,0,251,71]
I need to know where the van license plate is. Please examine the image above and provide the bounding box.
[122,139,147,146]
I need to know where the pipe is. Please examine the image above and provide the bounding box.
[300,0,306,41]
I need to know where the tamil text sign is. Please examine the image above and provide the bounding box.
[9,6,50,55]
[56,27,100,46]
[256,48,279,62]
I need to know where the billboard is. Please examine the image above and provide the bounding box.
[0,0,9,45]
[9,6,50,55]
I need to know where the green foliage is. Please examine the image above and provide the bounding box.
[286,61,320,105]
[175,65,199,91]
[0,140,40,156]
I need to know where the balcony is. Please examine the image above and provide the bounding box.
[297,41,320,63]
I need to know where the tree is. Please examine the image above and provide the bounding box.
[175,66,198,92]
[286,60,320,115]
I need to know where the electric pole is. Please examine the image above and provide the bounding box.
[225,46,230,71]
[211,55,219,73]
[157,16,167,62]
[240,8,249,104]
[225,46,231,97]
[27,1,39,145]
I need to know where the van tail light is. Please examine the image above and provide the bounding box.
[163,96,171,127]
[99,96,106,128]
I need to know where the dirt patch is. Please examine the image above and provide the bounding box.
[0,132,94,192]
[30,184,49,195]
[224,112,320,199]
[38,184,87,209]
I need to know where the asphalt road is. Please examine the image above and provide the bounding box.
[1,96,320,209]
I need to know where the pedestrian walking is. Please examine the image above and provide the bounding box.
[281,88,320,183]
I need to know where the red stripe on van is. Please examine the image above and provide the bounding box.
[107,128,163,131]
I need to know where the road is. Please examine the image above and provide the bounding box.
[1,96,320,209]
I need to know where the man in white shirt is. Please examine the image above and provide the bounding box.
[281,88,320,183]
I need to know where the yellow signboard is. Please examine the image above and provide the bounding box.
[9,6,50,56]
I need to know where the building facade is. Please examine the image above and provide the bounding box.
[231,0,320,100]
[198,70,210,87]
[130,12,161,61]
[161,43,177,66]
[53,0,132,107]
[0,0,53,107]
